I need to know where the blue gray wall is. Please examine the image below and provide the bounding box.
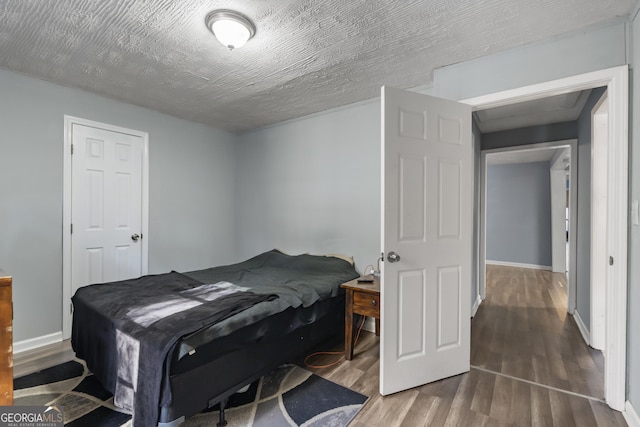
[0,68,238,342]
[235,101,381,271]
[432,21,626,100]
[486,162,552,267]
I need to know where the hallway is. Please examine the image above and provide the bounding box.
[472,265,604,399]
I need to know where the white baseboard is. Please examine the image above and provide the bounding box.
[572,310,590,346]
[625,400,640,427]
[486,260,552,271]
[13,332,63,354]
[471,294,482,317]
[363,317,376,333]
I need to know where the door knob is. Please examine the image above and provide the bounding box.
[387,251,401,263]
[131,233,141,242]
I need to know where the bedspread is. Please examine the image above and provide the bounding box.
[71,271,274,427]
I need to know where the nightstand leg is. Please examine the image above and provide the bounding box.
[375,318,380,336]
[345,290,354,360]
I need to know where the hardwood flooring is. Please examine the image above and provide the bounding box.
[14,265,627,426]
[303,265,626,426]
[13,339,74,378]
[472,265,605,399]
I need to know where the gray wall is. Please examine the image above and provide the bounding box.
[433,20,627,101]
[628,7,640,408]
[486,162,552,267]
[574,87,608,331]
[482,121,578,150]
[0,68,237,342]
[235,101,381,272]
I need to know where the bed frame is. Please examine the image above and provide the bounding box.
[157,295,344,426]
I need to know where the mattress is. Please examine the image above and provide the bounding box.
[176,249,359,358]
[71,249,359,427]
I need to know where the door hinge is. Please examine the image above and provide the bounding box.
[71,144,74,155]
[70,223,73,234]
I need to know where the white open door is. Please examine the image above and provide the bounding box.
[380,86,472,395]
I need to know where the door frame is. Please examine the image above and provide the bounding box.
[479,140,577,304]
[463,65,628,411]
[550,147,570,274]
[590,92,609,351]
[62,116,150,339]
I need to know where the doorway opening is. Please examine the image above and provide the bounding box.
[463,65,628,411]
[480,141,576,295]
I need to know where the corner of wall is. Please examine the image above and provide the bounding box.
[625,400,640,427]
[571,309,591,346]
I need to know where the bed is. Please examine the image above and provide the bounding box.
[71,249,359,427]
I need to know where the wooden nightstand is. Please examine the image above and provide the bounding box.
[341,277,380,361]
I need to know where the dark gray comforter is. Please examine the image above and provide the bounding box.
[180,249,360,356]
[72,271,273,427]
[71,249,359,427]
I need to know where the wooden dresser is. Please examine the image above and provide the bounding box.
[0,269,12,405]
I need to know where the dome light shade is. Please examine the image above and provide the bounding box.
[205,10,256,50]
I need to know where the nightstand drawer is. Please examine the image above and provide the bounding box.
[353,291,379,317]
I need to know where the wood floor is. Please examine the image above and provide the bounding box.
[303,265,627,426]
[14,265,628,426]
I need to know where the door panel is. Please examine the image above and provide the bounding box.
[437,266,461,349]
[72,124,143,293]
[438,160,461,238]
[399,155,426,241]
[398,270,425,359]
[381,86,472,395]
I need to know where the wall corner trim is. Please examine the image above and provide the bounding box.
[14,332,63,354]
[572,310,590,346]
[625,400,640,427]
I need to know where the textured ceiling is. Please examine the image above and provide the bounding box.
[0,0,634,132]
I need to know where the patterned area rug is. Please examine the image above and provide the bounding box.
[14,360,367,426]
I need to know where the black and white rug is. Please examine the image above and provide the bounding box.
[14,360,368,426]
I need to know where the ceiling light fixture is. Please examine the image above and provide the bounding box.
[205,10,256,50]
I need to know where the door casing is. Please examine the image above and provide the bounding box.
[62,116,150,339]
[464,65,628,411]
[590,93,609,351]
